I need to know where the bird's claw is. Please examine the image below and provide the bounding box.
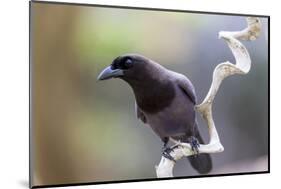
[188,136,200,155]
[162,146,177,163]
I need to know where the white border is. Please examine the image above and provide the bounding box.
[0,0,277,189]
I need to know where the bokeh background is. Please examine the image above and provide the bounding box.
[30,2,269,187]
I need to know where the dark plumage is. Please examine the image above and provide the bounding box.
[97,53,212,174]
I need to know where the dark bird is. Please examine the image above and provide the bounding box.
[97,54,212,174]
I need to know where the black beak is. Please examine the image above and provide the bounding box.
[97,66,124,81]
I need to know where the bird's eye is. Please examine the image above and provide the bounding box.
[124,58,133,69]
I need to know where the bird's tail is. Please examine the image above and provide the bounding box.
[183,127,212,174]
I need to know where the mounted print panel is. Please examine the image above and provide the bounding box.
[30,1,269,188]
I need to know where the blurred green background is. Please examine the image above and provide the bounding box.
[30,2,268,186]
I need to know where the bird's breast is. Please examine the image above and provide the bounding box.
[143,87,196,138]
[134,81,175,114]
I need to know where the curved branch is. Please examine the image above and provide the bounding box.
[156,17,262,178]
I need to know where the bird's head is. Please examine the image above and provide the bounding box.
[97,54,155,82]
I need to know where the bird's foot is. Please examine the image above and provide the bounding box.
[188,136,200,155]
[162,146,177,163]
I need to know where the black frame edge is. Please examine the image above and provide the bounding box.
[31,0,270,18]
[31,171,270,189]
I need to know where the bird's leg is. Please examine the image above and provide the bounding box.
[162,137,169,150]
[161,137,176,162]
[188,136,200,155]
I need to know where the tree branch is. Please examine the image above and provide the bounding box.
[155,17,262,178]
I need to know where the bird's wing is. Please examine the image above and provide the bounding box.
[172,72,197,104]
[135,101,147,123]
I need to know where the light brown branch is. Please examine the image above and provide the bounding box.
[156,17,262,178]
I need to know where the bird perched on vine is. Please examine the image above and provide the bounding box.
[97,54,212,174]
